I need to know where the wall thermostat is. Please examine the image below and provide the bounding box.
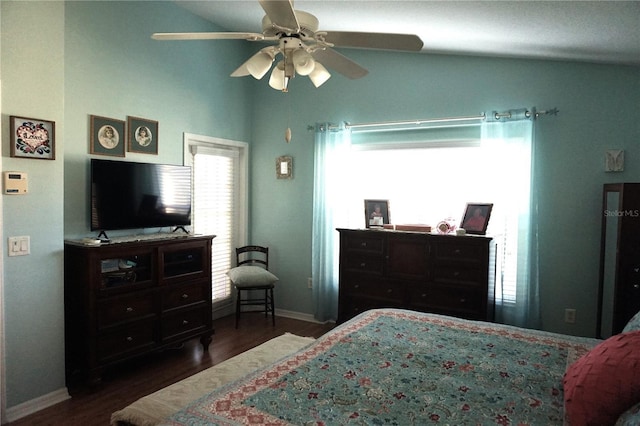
[3,172,28,195]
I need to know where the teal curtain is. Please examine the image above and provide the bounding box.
[311,124,351,322]
[311,111,540,328]
[482,109,541,329]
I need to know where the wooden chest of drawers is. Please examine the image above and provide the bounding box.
[64,235,214,388]
[337,228,495,323]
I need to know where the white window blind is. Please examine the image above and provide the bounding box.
[191,145,239,305]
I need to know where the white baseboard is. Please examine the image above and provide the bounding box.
[5,387,70,423]
[275,308,333,324]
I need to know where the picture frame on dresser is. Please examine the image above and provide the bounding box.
[364,199,390,228]
[461,203,493,235]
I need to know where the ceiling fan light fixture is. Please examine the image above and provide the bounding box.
[292,48,315,76]
[309,62,331,88]
[269,61,288,92]
[246,50,275,80]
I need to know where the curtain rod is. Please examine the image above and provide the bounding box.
[344,108,558,130]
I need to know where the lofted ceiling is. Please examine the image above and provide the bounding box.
[174,0,640,67]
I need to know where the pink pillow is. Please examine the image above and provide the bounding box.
[564,330,640,425]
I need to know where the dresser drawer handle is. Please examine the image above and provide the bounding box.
[126,307,134,313]
[386,289,393,294]
[354,284,360,289]
[126,336,133,342]
[181,294,189,299]
[361,242,367,248]
[182,320,189,326]
[460,298,467,303]
[360,262,366,268]
[454,249,461,254]
[634,284,640,289]
[421,293,427,298]
[453,271,460,277]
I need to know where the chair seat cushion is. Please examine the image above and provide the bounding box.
[227,265,278,287]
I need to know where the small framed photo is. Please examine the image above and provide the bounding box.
[9,116,55,160]
[90,115,125,157]
[276,155,292,179]
[127,116,158,154]
[461,203,493,235]
[364,199,390,228]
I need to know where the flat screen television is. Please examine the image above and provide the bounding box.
[90,158,192,232]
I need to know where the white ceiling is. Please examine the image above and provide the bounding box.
[175,0,640,66]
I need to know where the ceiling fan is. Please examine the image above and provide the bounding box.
[152,0,423,92]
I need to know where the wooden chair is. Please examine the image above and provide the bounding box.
[228,245,277,328]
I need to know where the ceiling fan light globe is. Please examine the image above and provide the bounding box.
[309,62,331,88]
[292,49,315,76]
[269,61,286,91]
[246,51,274,80]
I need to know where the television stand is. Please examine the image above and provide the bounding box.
[64,234,215,389]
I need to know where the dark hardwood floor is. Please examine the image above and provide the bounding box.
[7,314,335,426]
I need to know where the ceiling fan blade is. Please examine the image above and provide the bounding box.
[259,0,299,32]
[151,32,266,41]
[311,48,368,80]
[321,31,424,51]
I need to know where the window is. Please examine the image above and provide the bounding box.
[342,140,521,305]
[184,134,248,314]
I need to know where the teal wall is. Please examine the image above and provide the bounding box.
[1,0,640,415]
[249,52,640,337]
[1,0,66,411]
[1,0,254,412]
[63,0,255,237]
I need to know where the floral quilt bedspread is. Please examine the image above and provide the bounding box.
[161,309,599,426]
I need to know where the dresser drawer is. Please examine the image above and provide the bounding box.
[433,266,483,286]
[433,241,485,264]
[338,296,402,322]
[341,278,404,303]
[98,292,155,328]
[344,233,384,254]
[407,284,484,317]
[163,281,207,311]
[97,321,156,362]
[343,254,384,274]
[161,305,209,342]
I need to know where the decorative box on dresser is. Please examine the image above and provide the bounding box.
[64,234,215,388]
[337,228,495,324]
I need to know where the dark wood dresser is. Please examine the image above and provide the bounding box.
[64,234,214,388]
[337,228,495,323]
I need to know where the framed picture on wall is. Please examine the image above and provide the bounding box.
[364,199,390,228]
[276,156,292,179]
[90,115,126,157]
[127,116,158,154]
[461,203,493,235]
[9,116,56,160]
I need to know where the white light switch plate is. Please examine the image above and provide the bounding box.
[8,236,30,256]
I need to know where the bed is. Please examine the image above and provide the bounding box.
[112,308,640,426]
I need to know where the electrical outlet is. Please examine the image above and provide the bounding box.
[307,277,312,289]
[564,308,576,324]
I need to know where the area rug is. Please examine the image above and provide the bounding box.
[110,333,315,426]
